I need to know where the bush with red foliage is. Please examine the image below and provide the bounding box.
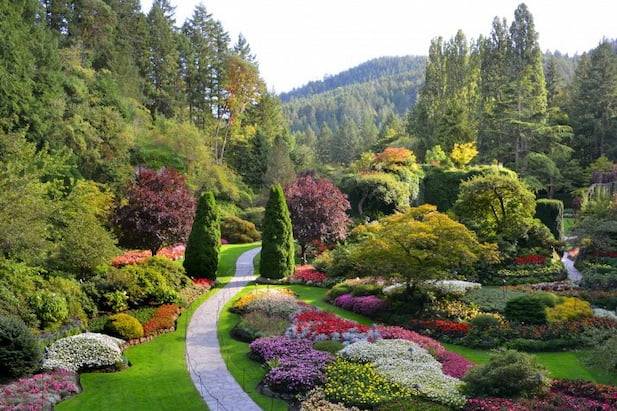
[290,265,328,285]
[157,244,185,260]
[114,167,195,255]
[409,319,470,339]
[142,304,181,336]
[514,254,547,265]
[193,278,215,288]
[112,250,152,267]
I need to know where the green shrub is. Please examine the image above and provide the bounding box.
[143,257,190,289]
[463,314,510,349]
[504,293,559,325]
[0,315,42,379]
[221,216,261,243]
[105,313,144,340]
[377,398,450,411]
[29,290,69,328]
[535,199,564,240]
[184,191,221,279]
[260,185,295,279]
[505,338,575,352]
[104,290,129,312]
[241,207,265,229]
[581,263,617,289]
[350,284,382,297]
[313,340,344,354]
[586,336,617,374]
[463,350,550,398]
[327,283,353,300]
[484,261,566,286]
[463,287,530,313]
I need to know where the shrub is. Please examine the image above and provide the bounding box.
[29,290,69,328]
[535,199,564,240]
[504,293,559,324]
[587,335,617,373]
[0,315,42,379]
[0,369,80,410]
[323,358,410,408]
[504,338,574,352]
[462,314,510,349]
[312,340,344,354]
[220,215,260,244]
[43,333,124,372]
[463,287,530,313]
[486,261,566,286]
[463,350,550,398]
[260,184,295,279]
[104,313,144,340]
[142,304,180,336]
[184,191,220,279]
[581,263,617,289]
[112,250,151,267]
[428,300,480,321]
[243,293,298,318]
[546,297,593,323]
[231,288,295,313]
[103,290,129,313]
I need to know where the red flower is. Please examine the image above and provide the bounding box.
[514,254,547,265]
[111,250,152,267]
[143,304,181,336]
[291,265,328,284]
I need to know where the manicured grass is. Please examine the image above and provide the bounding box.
[57,243,259,411]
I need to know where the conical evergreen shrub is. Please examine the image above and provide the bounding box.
[260,184,295,279]
[184,191,220,279]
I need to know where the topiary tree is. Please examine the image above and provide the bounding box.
[260,185,294,279]
[0,315,42,380]
[114,167,195,255]
[184,191,220,279]
[535,199,564,240]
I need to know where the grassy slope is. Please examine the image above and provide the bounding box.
[58,243,259,411]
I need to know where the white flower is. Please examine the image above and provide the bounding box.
[43,333,124,372]
[593,308,617,321]
[428,280,481,296]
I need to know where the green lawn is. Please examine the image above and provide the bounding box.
[57,243,259,411]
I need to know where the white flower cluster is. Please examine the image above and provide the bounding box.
[339,339,466,408]
[593,308,617,321]
[43,333,124,372]
[383,280,481,296]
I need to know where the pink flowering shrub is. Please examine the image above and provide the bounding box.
[112,244,185,267]
[157,244,185,260]
[333,293,387,316]
[0,370,80,410]
[291,265,328,285]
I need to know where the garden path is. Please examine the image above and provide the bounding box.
[186,247,262,411]
[562,251,582,283]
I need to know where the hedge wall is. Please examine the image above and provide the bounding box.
[421,165,516,211]
[535,199,564,240]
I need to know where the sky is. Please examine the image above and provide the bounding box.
[141,0,617,93]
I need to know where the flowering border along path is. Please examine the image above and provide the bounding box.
[186,247,262,411]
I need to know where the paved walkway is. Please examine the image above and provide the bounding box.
[562,251,582,284]
[186,247,262,411]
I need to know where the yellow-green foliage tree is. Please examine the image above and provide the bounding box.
[350,205,498,291]
[450,142,478,168]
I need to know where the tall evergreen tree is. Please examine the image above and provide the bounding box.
[262,136,295,189]
[259,184,294,279]
[184,191,221,279]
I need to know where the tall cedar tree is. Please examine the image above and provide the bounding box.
[184,191,221,279]
[260,185,294,279]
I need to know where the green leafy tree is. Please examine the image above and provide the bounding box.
[259,185,294,279]
[184,191,221,279]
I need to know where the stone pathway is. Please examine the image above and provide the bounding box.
[562,251,582,284]
[186,247,262,411]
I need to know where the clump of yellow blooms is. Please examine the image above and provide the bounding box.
[323,358,411,408]
[231,288,295,313]
[546,297,593,323]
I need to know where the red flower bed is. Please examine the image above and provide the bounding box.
[143,304,181,336]
[157,244,185,260]
[594,250,617,258]
[193,278,215,288]
[293,310,370,337]
[291,265,328,285]
[112,250,151,267]
[409,319,470,339]
[514,254,547,265]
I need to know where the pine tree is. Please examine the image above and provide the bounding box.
[262,136,295,189]
[259,184,295,279]
[184,191,221,279]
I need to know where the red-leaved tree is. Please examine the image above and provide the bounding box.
[285,172,351,261]
[114,167,196,254]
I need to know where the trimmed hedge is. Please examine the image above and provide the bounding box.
[421,165,516,211]
[221,216,261,244]
[504,293,559,325]
[536,199,564,240]
[104,313,144,340]
[184,191,220,279]
[260,185,295,279]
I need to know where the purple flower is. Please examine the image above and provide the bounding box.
[333,293,387,316]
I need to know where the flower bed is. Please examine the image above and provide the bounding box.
[249,336,333,395]
[193,278,215,288]
[231,288,295,314]
[287,310,374,343]
[111,244,185,267]
[43,332,124,372]
[290,265,328,286]
[409,319,470,339]
[142,304,181,336]
[0,369,80,411]
[514,254,547,265]
[332,293,387,316]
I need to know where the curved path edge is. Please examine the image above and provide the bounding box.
[186,247,262,411]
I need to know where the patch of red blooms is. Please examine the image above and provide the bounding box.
[291,265,328,284]
[293,310,370,336]
[193,278,215,288]
[143,304,180,336]
[409,319,470,338]
[594,250,617,258]
[157,244,185,260]
[514,254,547,265]
[111,250,152,267]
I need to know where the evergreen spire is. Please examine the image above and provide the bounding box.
[259,184,295,279]
[184,191,221,279]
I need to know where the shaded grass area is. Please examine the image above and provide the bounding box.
[57,243,259,411]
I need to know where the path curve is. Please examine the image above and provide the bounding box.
[186,247,262,411]
[562,251,582,284]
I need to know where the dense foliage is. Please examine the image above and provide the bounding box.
[184,191,220,279]
[260,185,295,279]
